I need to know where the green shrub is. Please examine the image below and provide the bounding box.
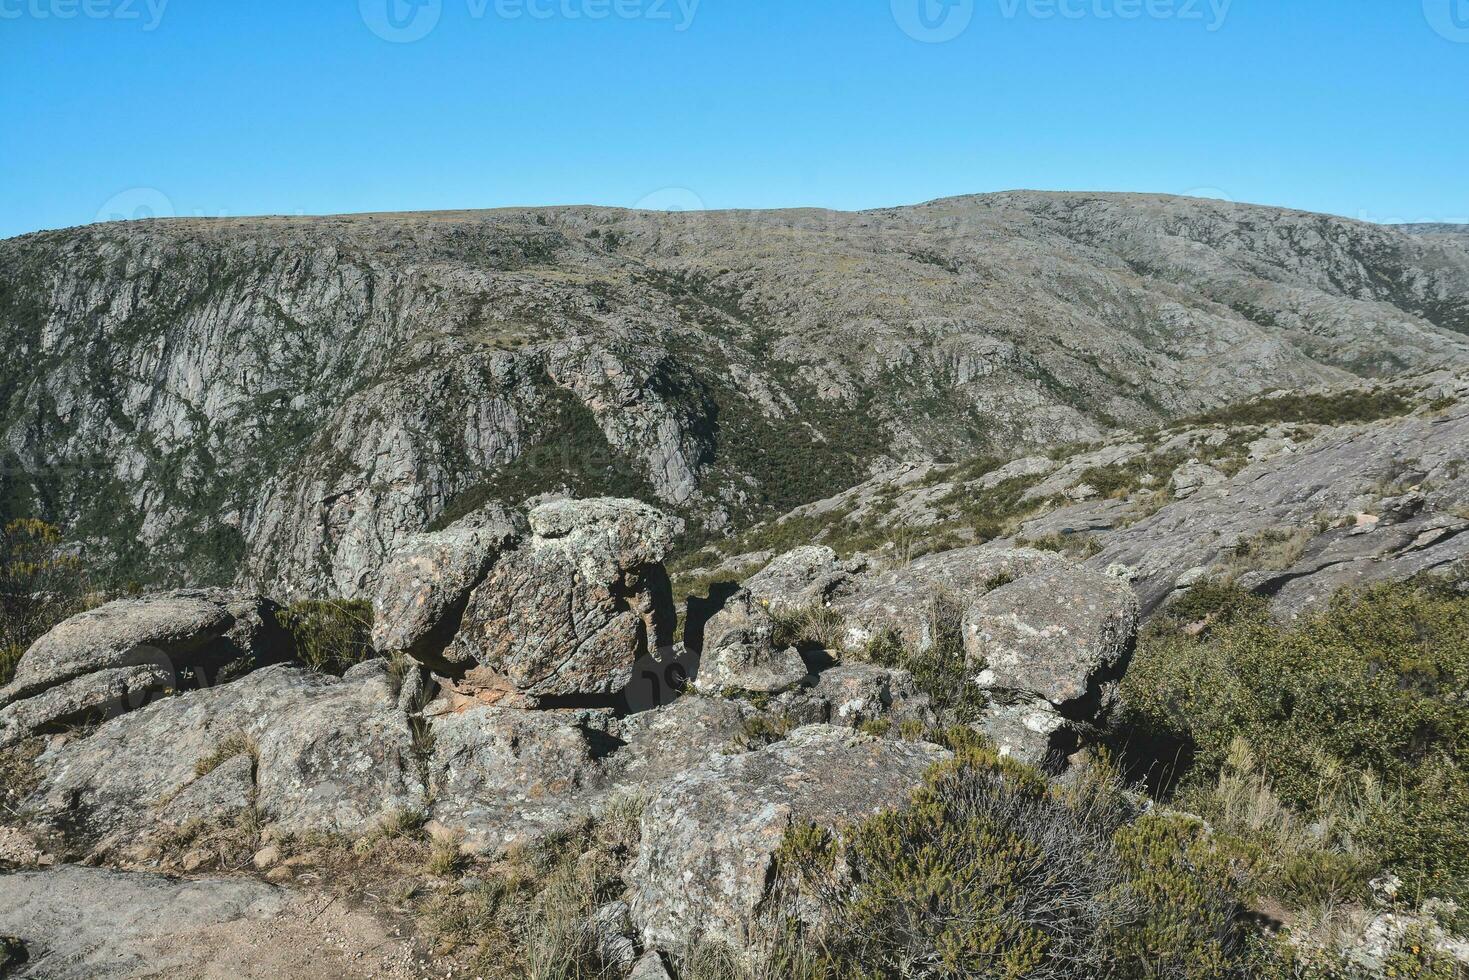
[274,599,376,675]
[1120,579,1469,905]
[1179,389,1414,428]
[768,743,1261,980]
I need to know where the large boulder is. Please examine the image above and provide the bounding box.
[962,566,1140,712]
[0,590,284,747]
[830,546,1069,654]
[426,705,617,848]
[629,726,949,954]
[427,694,753,850]
[962,566,1139,766]
[370,504,525,668]
[23,663,425,854]
[742,546,867,614]
[767,664,934,730]
[693,591,809,695]
[446,498,683,702]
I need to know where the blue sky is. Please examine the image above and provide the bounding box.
[2,0,1467,239]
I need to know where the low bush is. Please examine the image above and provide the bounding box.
[1179,389,1414,428]
[1120,578,1469,906]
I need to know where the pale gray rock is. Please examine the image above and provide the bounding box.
[155,752,256,829]
[0,865,285,980]
[0,665,173,749]
[1171,460,1226,499]
[694,591,809,694]
[426,694,753,849]
[0,590,284,747]
[426,705,615,848]
[1089,399,1469,614]
[629,725,949,954]
[741,546,867,614]
[831,546,1070,653]
[370,504,525,666]
[963,566,1140,712]
[0,590,281,708]
[767,664,933,730]
[24,664,425,852]
[446,498,683,700]
[628,951,674,980]
[979,698,1073,768]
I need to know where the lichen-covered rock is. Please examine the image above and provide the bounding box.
[831,546,1070,653]
[0,590,285,747]
[427,694,752,849]
[693,591,809,694]
[446,498,683,700]
[1171,460,1226,499]
[742,546,867,614]
[767,664,933,730]
[962,566,1139,713]
[0,590,281,706]
[370,504,525,667]
[0,666,175,749]
[24,663,424,853]
[426,705,616,848]
[629,725,949,954]
[979,698,1073,768]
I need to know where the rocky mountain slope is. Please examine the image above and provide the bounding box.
[681,371,1469,624]
[4,192,1469,597]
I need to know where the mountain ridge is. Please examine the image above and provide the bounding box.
[3,190,1468,596]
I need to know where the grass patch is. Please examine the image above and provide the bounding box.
[274,599,376,675]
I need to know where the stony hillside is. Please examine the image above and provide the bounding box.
[679,371,1469,624]
[4,192,1469,597]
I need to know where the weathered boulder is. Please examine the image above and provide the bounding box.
[767,664,933,730]
[426,694,752,849]
[24,663,425,853]
[962,566,1140,712]
[693,591,809,694]
[0,590,284,747]
[830,546,1070,653]
[447,498,683,701]
[1171,460,1226,499]
[370,504,525,667]
[0,865,285,980]
[742,546,867,614]
[426,705,617,848]
[629,725,948,953]
[978,698,1073,768]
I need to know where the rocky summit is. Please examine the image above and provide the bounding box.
[1,198,1468,979]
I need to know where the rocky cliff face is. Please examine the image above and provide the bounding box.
[4,192,1469,596]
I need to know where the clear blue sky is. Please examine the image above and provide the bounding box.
[2,0,1467,239]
